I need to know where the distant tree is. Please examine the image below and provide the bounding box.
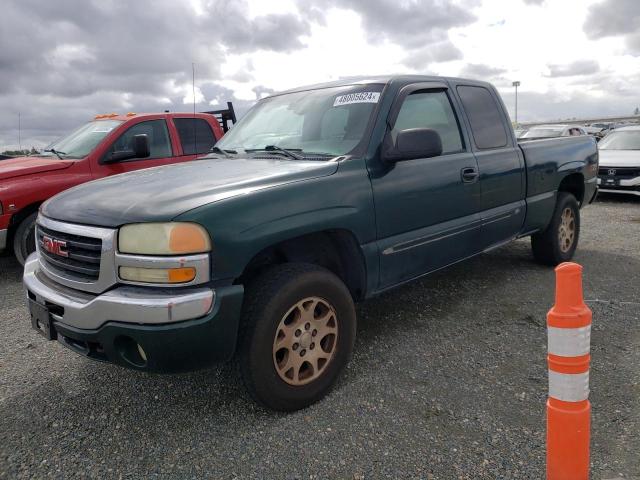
[635,107,639,115]
[1,149,31,156]
[30,147,39,154]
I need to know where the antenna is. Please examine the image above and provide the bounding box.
[18,112,22,154]
[192,62,197,155]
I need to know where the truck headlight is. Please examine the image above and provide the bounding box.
[118,222,211,255]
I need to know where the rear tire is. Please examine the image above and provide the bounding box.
[531,192,580,266]
[237,263,356,411]
[13,212,38,266]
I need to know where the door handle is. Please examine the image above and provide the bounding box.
[461,167,479,183]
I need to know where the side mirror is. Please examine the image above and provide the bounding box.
[104,134,150,163]
[383,128,443,163]
[131,134,150,158]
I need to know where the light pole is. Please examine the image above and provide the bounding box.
[512,81,520,128]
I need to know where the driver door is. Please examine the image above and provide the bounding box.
[370,85,482,289]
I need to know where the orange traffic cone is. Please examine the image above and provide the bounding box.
[546,262,592,480]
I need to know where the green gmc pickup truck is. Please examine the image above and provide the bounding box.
[24,75,598,411]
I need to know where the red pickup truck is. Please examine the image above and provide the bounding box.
[0,105,235,264]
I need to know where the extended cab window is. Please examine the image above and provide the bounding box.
[456,86,508,149]
[392,91,463,154]
[174,118,217,155]
[108,120,172,160]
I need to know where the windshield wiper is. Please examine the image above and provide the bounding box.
[44,148,67,160]
[209,146,236,158]
[247,145,303,160]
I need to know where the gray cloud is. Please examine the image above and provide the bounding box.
[404,41,463,70]
[0,0,310,149]
[499,86,640,123]
[584,0,640,55]
[459,63,508,78]
[545,60,600,77]
[300,0,476,68]
[523,0,545,5]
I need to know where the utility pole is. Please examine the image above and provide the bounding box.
[512,81,520,127]
[18,112,22,153]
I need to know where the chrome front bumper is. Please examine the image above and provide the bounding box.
[23,253,215,330]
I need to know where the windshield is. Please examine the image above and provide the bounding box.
[41,120,122,159]
[598,130,640,150]
[215,84,384,157]
[522,127,564,138]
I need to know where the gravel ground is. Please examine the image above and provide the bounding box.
[1,195,639,479]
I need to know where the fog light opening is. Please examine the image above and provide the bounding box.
[114,335,148,367]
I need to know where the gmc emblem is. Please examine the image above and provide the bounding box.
[42,236,68,258]
[607,169,617,176]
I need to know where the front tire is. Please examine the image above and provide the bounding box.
[13,212,38,266]
[531,192,580,265]
[238,263,356,411]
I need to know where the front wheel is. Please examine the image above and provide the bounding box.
[13,212,38,266]
[531,192,580,265]
[238,263,356,411]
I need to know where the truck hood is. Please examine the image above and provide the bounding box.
[0,156,74,181]
[42,157,339,227]
[598,149,640,167]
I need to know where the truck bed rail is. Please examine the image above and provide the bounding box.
[202,102,237,133]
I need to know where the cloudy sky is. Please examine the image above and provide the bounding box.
[1,0,639,150]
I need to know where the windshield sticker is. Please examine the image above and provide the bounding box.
[91,126,115,133]
[333,92,380,107]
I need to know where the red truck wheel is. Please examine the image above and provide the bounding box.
[13,212,37,266]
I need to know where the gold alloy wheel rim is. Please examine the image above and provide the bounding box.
[558,207,576,253]
[272,297,338,386]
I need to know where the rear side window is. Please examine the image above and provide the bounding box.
[174,118,217,155]
[457,86,508,149]
[392,90,464,154]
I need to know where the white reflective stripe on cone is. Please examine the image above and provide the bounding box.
[548,370,590,402]
[548,325,591,357]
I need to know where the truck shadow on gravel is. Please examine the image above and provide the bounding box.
[1,242,639,478]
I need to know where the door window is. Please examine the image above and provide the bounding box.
[456,86,508,149]
[392,91,464,154]
[174,118,217,155]
[108,120,172,160]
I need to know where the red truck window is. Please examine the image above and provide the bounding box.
[108,120,172,159]
[174,118,217,155]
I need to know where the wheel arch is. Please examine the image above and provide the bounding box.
[557,172,585,206]
[236,229,368,301]
[7,201,42,244]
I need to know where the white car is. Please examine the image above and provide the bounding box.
[520,124,587,139]
[597,125,640,197]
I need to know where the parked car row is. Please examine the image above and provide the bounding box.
[513,120,639,197]
[519,124,589,139]
[516,120,639,142]
[16,75,599,411]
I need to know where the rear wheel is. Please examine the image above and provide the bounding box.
[531,192,580,265]
[238,263,356,411]
[13,212,38,266]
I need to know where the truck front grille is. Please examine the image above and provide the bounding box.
[37,224,102,281]
[598,167,640,178]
